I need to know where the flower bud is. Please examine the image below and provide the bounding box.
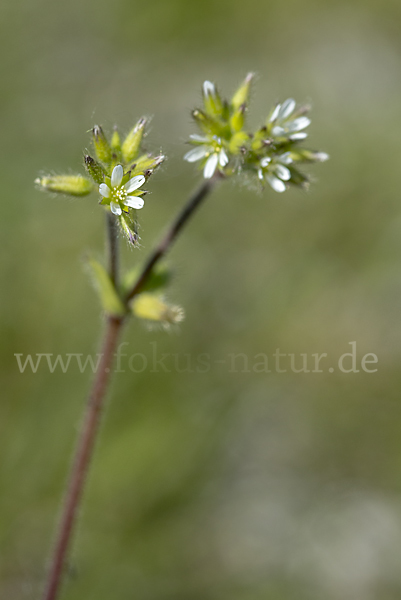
[84,155,106,184]
[121,117,146,164]
[120,213,139,246]
[111,126,121,153]
[35,175,93,196]
[131,293,184,325]
[231,72,254,111]
[289,149,330,163]
[202,81,224,117]
[132,153,165,175]
[230,104,246,133]
[92,125,112,164]
[191,109,215,133]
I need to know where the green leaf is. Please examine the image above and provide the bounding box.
[87,258,126,316]
[121,263,173,296]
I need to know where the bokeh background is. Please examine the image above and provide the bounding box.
[2,0,401,598]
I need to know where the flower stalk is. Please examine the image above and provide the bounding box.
[37,73,328,600]
[42,175,219,600]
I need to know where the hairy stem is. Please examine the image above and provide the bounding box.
[43,315,124,600]
[106,212,119,287]
[43,216,123,600]
[43,176,218,600]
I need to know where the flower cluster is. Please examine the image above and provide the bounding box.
[36,119,164,245]
[184,75,328,192]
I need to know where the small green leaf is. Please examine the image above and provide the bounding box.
[87,258,126,316]
[121,263,173,296]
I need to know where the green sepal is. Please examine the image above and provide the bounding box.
[191,109,216,134]
[251,127,270,152]
[87,257,126,317]
[84,155,106,184]
[229,131,250,155]
[121,263,173,296]
[122,117,146,164]
[288,166,310,188]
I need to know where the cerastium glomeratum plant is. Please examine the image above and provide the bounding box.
[35,74,328,600]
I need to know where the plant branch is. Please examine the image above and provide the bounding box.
[43,174,220,600]
[43,314,124,600]
[125,174,220,303]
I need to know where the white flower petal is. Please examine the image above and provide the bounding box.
[272,126,285,136]
[124,196,144,209]
[184,146,208,162]
[314,152,330,162]
[125,175,145,193]
[275,164,291,181]
[258,168,264,181]
[99,183,110,198]
[278,98,296,120]
[277,152,293,165]
[270,104,281,122]
[111,165,124,187]
[110,201,122,215]
[260,157,271,167]
[289,132,308,140]
[288,117,311,132]
[190,134,209,143]
[219,148,229,167]
[203,80,215,96]
[203,153,219,179]
[267,175,286,193]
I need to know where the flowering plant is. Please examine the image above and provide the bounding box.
[185,74,328,192]
[36,74,328,600]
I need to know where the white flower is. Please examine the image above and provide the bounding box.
[258,152,293,193]
[184,136,229,179]
[270,98,311,141]
[99,165,145,216]
[203,80,216,97]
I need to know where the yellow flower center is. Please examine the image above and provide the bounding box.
[111,186,127,204]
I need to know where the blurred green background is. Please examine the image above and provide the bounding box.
[2,0,401,598]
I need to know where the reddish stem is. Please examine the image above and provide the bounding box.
[43,315,124,600]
